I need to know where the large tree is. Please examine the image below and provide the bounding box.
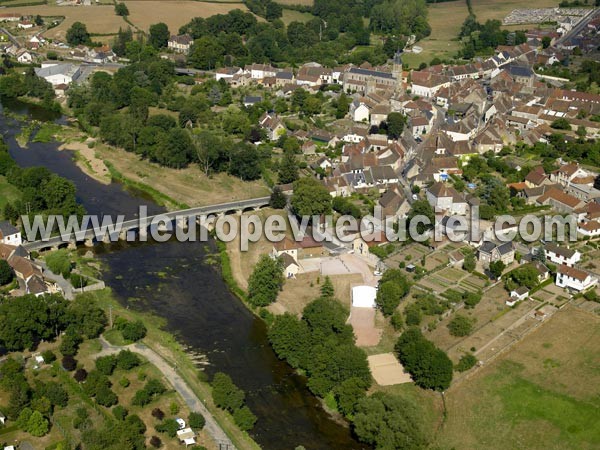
[188,36,224,70]
[148,22,170,49]
[290,177,331,218]
[66,22,90,46]
[247,255,284,307]
[353,392,428,449]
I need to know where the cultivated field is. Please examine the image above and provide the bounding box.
[7,5,127,39]
[124,1,249,32]
[438,306,600,450]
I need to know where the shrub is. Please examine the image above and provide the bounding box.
[149,436,162,448]
[119,377,130,388]
[233,406,257,431]
[112,405,128,421]
[116,350,141,370]
[41,350,56,363]
[455,353,478,372]
[74,368,88,382]
[448,315,475,337]
[95,385,118,407]
[95,355,117,376]
[118,320,147,342]
[188,411,205,430]
[151,408,165,421]
[155,418,179,438]
[61,355,77,371]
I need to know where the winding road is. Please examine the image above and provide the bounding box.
[98,336,236,449]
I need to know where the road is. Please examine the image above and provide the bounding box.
[556,7,599,46]
[98,337,236,449]
[0,27,20,47]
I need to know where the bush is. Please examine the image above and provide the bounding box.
[116,350,141,370]
[95,355,117,376]
[95,385,118,407]
[74,368,88,382]
[149,436,162,448]
[455,353,478,372]
[41,350,56,363]
[155,418,179,438]
[119,377,130,388]
[233,406,257,431]
[112,405,128,421]
[188,411,205,430]
[390,311,404,331]
[61,355,77,371]
[448,315,475,337]
[118,320,147,342]
[212,372,244,413]
[151,408,165,421]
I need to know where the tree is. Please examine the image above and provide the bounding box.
[247,255,284,307]
[155,418,179,438]
[62,355,77,371]
[395,328,453,391]
[74,368,88,383]
[27,410,49,437]
[150,436,162,448]
[188,36,224,70]
[116,350,141,370]
[233,406,257,431]
[149,23,170,49]
[551,118,571,130]
[188,412,205,430]
[278,152,299,184]
[407,200,434,236]
[386,112,406,139]
[211,372,245,412]
[114,2,129,16]
[320,276,335,299]
[269,186,287,209]
[375,270,410,316]
[193,131,220,176]
[291,177,332,218]
[447,315,475,337]
[489,260,505,279]
[353,392,428,449]
[95,385,118,407]
[542,36,551,48]
[334,377,367,416]
[463,252,476,272]
[66,22,90,46]
[0,259,14,285]
[95,355,117,376]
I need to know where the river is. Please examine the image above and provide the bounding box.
[1,99,366,450]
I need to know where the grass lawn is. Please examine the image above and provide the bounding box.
[281,8,314,25]
[437,306,600,449]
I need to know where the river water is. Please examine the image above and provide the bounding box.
[1,99,365,450]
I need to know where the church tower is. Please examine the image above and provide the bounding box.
[365,75,376,96]
[392,50,403,93]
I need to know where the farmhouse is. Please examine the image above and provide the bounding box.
[35,63,81,86]
[168,34,192,54]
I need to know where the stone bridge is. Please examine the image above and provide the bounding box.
[24,196,271,252]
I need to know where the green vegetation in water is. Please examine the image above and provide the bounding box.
[32,122,62,143]
[16,121,37,146]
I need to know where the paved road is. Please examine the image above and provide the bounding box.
[98,337,236,449]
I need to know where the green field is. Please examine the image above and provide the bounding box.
[437,307,600,449]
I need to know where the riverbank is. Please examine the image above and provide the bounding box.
[87,287,262,450]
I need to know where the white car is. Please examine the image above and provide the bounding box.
[374,270,383,276]
[176,418,186,430]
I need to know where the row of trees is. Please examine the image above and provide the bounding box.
[211,372,257,431]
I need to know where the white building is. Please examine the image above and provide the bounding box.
[544,243,581,267]
[35,63,81,86]
[167,34,192,54]
[556,265,597,292]
[578,220,600,238]
[0,221,21,246]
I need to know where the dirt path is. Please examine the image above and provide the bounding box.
[98,336,235,449]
